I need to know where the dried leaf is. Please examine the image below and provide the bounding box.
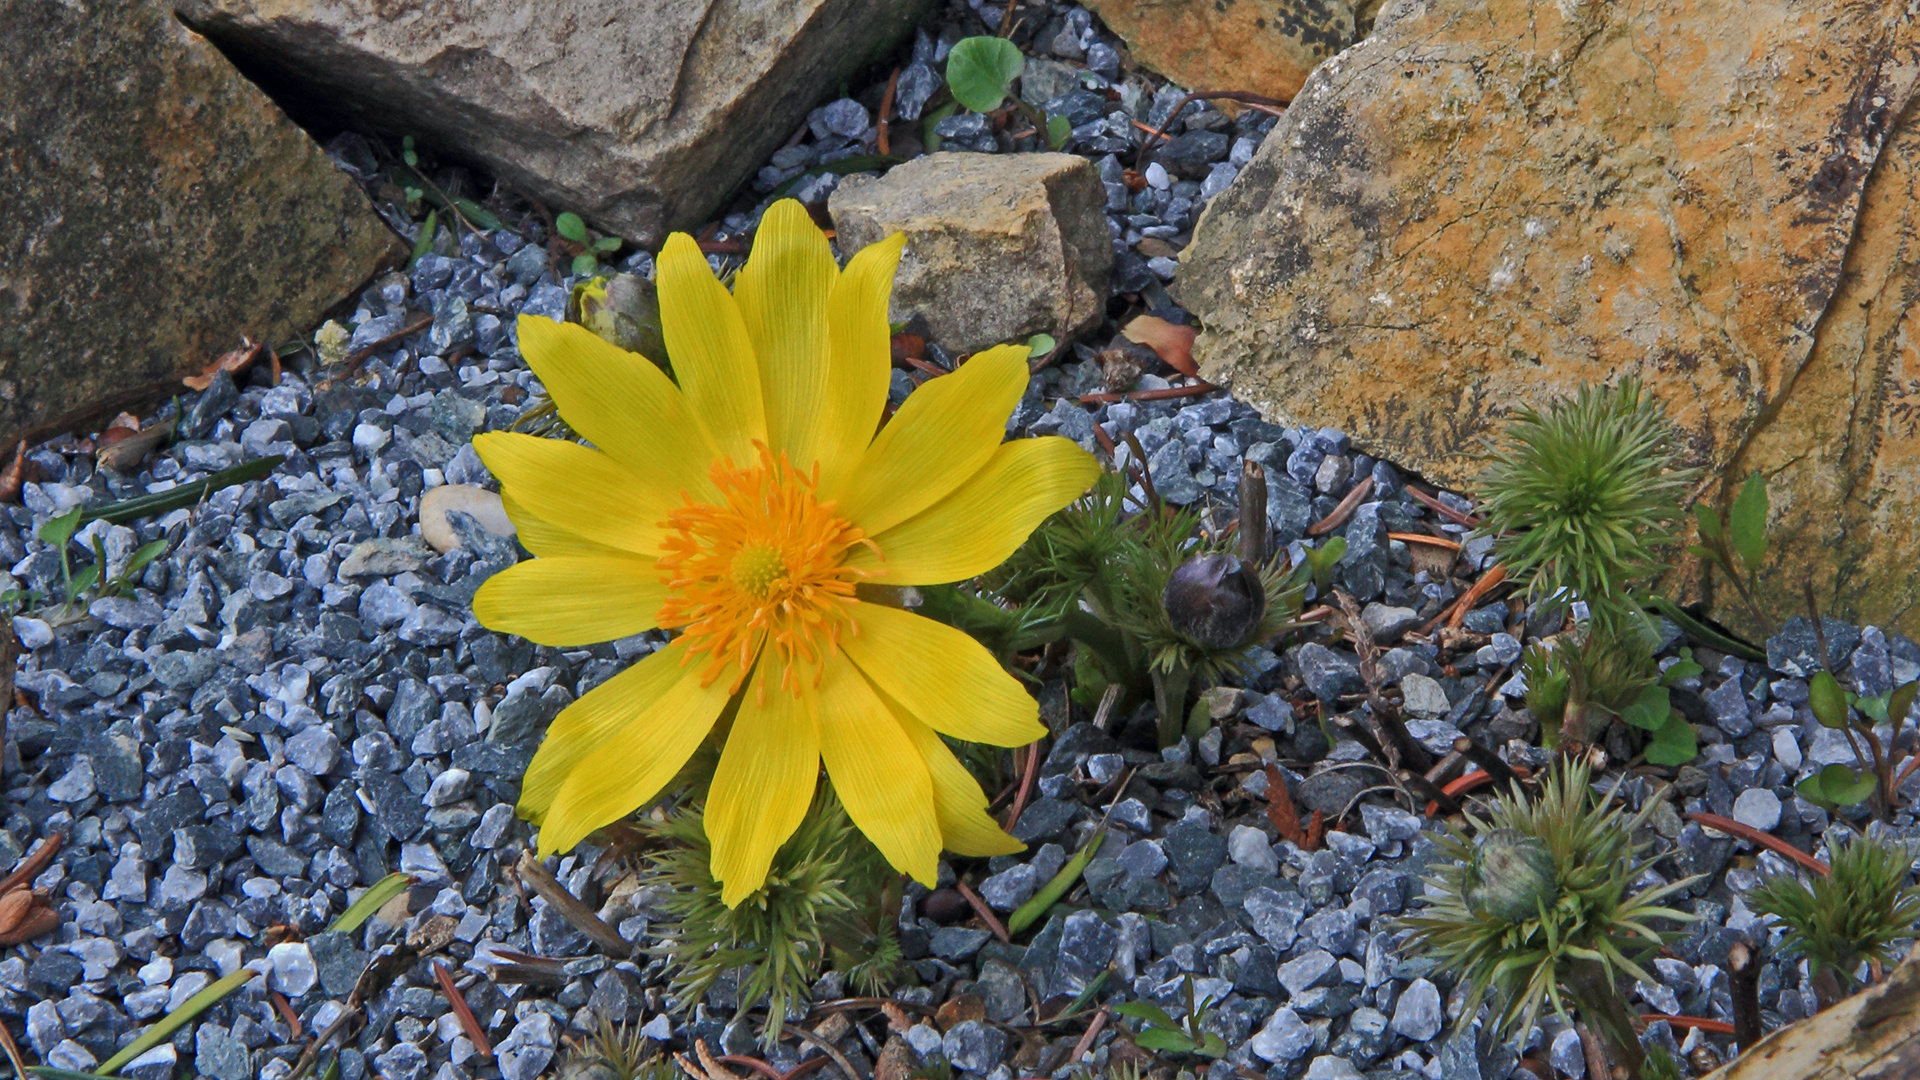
[881,1001,913,1034]
[676,1039,746,1080]
[890,333,926,362]
[1263,765,1322,850]
[0,440,27,504]
[183,339,264,391]
[1122,315,1199,376]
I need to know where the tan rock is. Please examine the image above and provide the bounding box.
[829,153,1112,355]
[420,485,516,554]
[177,0,931,246]
[0,0,398,447]
[1178,0,1920,634]
[1084,0,1356,104]
[1732,95,1920,632]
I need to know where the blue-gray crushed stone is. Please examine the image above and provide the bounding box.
[4,5,1916,1080]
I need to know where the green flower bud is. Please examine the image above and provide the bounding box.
[1464,828,1558,922]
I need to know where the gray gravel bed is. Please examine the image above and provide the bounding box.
[1,4,1914,1080]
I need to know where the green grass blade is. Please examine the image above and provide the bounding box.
[409,209,438,267]
[97,967,258,1076]
[1007,827,1104,935]
[79,456,284,525]
[328,872,414,935]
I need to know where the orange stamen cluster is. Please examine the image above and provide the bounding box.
[655,444,872,694]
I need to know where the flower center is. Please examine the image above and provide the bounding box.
[730,544,786,599]
[656,445,873,694]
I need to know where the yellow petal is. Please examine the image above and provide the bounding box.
[835,344,1029,535]
[515,315,719,496]
[499,490,622,559]
[895,709,1024,857]
[472,554,665,647]
[815,655,940,886]
[705,659,821,906]
[841,601,1046,747]
[815,231,906,496]
[849,435,1101,584]
[525,641,732,852]
[733,200,838,466]
[475,432,679,557]
[521,639,689,822]
[657,234,766,462]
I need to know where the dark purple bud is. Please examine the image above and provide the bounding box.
[1163,552,1266,650]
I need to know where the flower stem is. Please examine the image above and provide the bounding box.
[1565,958,1646,1080]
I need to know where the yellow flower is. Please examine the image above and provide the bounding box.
[471,199,1100,905]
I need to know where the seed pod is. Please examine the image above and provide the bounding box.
[1463,828,1559,922]
[1164,552,1267,649]
[0,886,31,936]
[0,902,57,946]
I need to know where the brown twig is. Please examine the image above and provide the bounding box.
[1131,90,1292,166]
[513,851,634,956]
[721,1057,793,1080]
[0,1013,31,1079]
[319,312,434,390]
[784,1023,866,1080]
[1066,1008,1108,1066]
[1686,812,1830,876]
[1120,431,1158,507]
[269,990,305,1039]
[1003,740,1042,830]
[1417,564,1510,637]
[1307,477,1375,537]
[1388,532,1462,551]
[0,832,64,895]
[1728,941,1763,1051]
[1078,382,1217,404]
[1452,736,1518,791]
[1239,461,1270,566]
[1092,683,1124,733]
[1404,484,1482,528]
[1447,564,1508,631]
[434,960,493,1058]
[955,880,1011,945]
[1641,1013,1734,1035]
[877,68,901,156]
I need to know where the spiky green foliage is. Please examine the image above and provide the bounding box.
[986,470,1304,712]
[640,790,897,1042]
[1573,610,1661,713]
[1399,758,1696,1067]
[558,1016,677,1080]
[1747,834,1920,990]
[1476,380,1692,611]
[1520,642,1571,747]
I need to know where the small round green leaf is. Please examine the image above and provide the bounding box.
[571,253,600,277]
[1026,332,1057,358]
[946,36,1024,113]
[1046,112,1072,149]
[555,212,590,243]
[1809,670,1851,729]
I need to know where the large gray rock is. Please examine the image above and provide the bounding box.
[0,0,398,446]
[177,0,931,246]
[830,152,1112,354]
